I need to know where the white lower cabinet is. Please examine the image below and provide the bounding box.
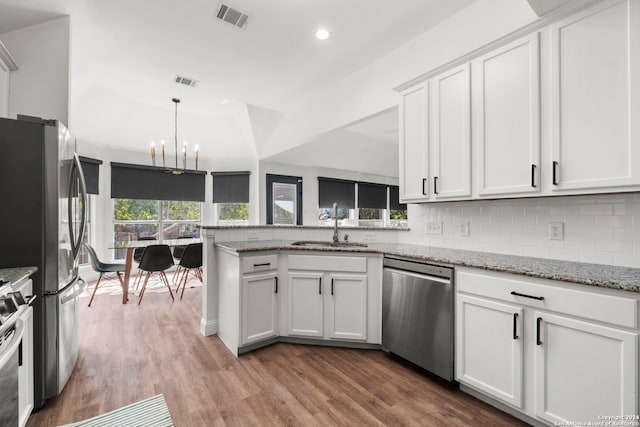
[241,272,278,345]
[286,253,380,344]
[456,267,639,425]
[288,272,324,337]
[534,312,638,424]
[327,274,367,341]
[456,295,523,408]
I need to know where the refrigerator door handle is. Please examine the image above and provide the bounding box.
[69,154,88,261]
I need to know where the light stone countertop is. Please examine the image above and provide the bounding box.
[215,240,640,294]
[199,225,409,231]
[0,266,38,291]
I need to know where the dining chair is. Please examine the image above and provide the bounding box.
[85,244,127,307]
[132,236,156,291]
[137,244,175,304]
[174,243,203,300]
[171,236,193,287]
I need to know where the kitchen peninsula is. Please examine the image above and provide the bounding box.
[199,225,640,426]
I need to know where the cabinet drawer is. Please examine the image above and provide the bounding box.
[241,254,278,274]
[457,269,638,329]
[288,255,367,273]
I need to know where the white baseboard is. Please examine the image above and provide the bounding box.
[200,318,217,336]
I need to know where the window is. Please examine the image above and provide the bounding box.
[216,203,249,225]
[317,178,408,228]
[113,199,201,260]
[212,171,250,225]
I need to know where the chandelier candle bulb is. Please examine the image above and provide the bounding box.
[194,145,199,170]
[182,145,186,169]
[161,140,165,167]
[150,141,156,166]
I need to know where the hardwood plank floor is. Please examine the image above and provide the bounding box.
[27,285,528,426]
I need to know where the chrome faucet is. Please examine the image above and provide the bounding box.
[332,202,339,243]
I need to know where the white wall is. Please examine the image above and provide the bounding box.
[259,160,399,225]
[401,193,640,268]
[262,0,538,158]
[0,17,69,123]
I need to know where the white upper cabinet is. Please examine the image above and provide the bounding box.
[399,83,429,202]
[550,0,640,191]
[431,63,471,199]
[475,33,540,196]
[398,0,640,202]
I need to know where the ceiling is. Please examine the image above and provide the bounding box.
[0,0,477,176]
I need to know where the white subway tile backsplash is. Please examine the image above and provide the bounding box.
[579,203,613,216]
[595,215,632,228]
[403,193,640,268]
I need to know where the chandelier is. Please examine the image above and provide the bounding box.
[150,98,199,173]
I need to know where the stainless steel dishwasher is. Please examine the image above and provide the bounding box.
[382,255,454,381]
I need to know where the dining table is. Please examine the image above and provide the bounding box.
[109,238,202,304]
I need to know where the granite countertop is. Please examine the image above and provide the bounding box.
[0,266,38,289]
[216,240,640,294]
[199,224,409,231]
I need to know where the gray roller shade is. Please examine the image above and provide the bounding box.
[389,185,407,211]
[318,177,355,209]
[211,171,250,203]
[79,156,102,195]
[111,162,206,201]
[358,182,387,209]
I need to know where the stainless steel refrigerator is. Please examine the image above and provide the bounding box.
[0,115,87,408]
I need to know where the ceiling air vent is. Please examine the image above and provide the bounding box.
[215,3,250,29]
[175,75,198,88]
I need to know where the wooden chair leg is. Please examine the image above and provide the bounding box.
[88,273,104,307]
[133,269,143,292]
[173,265,183,288]
[138,272,151,305]
[179,268,190,300]
[160,271,174,302]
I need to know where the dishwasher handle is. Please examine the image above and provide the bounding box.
[383,267,451,284]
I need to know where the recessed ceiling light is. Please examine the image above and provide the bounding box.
[315,28,330,40]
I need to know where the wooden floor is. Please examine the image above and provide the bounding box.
[27,286,527,427]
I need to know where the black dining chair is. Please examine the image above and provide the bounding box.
[137,244,175,305]
[174,243,203,300]
[132,236,156,291]
[171,236,193,287]
[85,244,127,307]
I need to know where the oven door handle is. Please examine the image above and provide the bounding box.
[0,318,24,369]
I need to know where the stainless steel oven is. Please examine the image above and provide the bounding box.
[0,318,24,426]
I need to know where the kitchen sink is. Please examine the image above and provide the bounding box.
[291,240,368,248]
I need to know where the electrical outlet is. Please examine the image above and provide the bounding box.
[548,222,564,240]
[427,221,443,235]
[459,222,470,237]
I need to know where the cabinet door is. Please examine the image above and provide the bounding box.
[432,63,471,199]
[534,312,638,424]
[327,274,367,341]
[399,83,429,201]
[476,33,540,196]
[456,294,524,408]
[550,0,640,191]
[18,306,34,427]
[288,272,324,338]
[241,272,278,345]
